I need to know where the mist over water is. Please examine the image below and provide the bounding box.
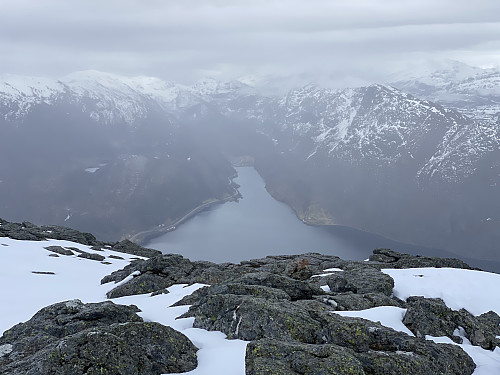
[147,167,499,271]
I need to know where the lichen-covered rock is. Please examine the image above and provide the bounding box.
[369,248,475,270]
[403,297,459,340]
[174,283,291,307]
[0,300,197,375]
[185,294,322,343]
[246,338,365,375]
[110,239,162,258]
[403,296,500,349]
[240,253,349,275]
[456,308,500,350]
[284,258,314,280]
[102,254,253,298]
[106,272,175,298]
[230,272,324,301]
[325,266,394,296]
[320,292,406,311]
[39,322,197,375]
[184,280,475,375]
[246,337,475,375]
[355,343,475,375]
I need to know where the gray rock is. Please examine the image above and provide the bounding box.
[321,292,406,311]
[184,284,475,375]
[0,300,197,375]
[77,251,106,261]
[110,239,162,258]
[230,272,324,301]
[107,272,175,298]
[369,248,475,270]
[325,266,394,296]
[102,254,252,298]
[246,338,365,375]
[246,337,475,375]
[403,297,459,340]
[240,253,349,275]
[456,309,500,350]
[44,246,74,256]
[174,283,291,307]
[403,296,500,349]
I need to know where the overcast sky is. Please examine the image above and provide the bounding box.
[1,0,500,88]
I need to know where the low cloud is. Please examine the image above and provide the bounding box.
[1,0,499,86]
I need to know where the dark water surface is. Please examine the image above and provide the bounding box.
[147,167,500,272]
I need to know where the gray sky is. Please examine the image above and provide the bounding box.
[1,0,500,87]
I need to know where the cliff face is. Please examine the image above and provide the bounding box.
[1,219,499,374]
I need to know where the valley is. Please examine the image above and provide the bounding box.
[1,62,499,265]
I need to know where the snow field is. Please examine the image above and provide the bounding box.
[1,238,500,374]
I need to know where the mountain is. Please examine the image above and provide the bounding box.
[239,83,500,261]
[390,60,500,122]
[1,69,499,263]
[1,219,500,374]
[0,71,243,241]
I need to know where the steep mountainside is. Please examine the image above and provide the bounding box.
[242,83,500,261]
[0,72,241,241]
[1,69,499,262]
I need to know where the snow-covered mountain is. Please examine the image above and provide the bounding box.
[0,71,256,125]
[391,61,500,121]
[1,69,499,262]
[232,82,498,185]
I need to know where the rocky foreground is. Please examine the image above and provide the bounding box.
[1,219,499,374]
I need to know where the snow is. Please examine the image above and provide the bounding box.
[312,267,343,278]
[0,343,12,357]
[426,335,500,375]
[334,306,413,336]
[1,239,500,374]
[0,237,248,375]
[382,267,500,316]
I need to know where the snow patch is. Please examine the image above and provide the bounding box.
[334,306,413,336]
[0,344,13,357]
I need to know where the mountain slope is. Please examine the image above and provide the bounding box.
[0,72,241,241]
[1,70,499,261]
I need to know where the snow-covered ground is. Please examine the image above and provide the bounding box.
[0,237,247,375]
[1,237,499,374]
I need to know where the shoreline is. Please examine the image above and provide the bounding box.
[125,161,250,246]
[126,187,241,246]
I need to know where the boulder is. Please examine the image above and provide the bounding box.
[44,246,75,256]
[77,251,106,261]
[0,300,197,375]
[403,296,500,349]
[321,292,406,311]
[102,254,252,298]
[109,239,162,258]
[369,248,475,270]
[403,297,459,340]
[230,272,324,301]
[325,266,394,296]
[183,280,474,374]
[246,338,365,375]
